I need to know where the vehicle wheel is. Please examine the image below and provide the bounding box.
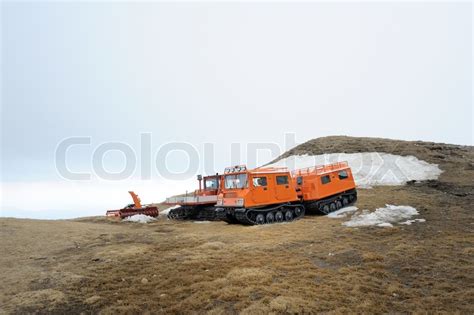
[266,212,274,224]
[255,214,265,225]
[329,203,336,212]
[275,211,284,222]
[322,205,330,214]
[336,201,342,209]
[285,210,294,221]
[294,207,303,217]
[342,197,349,206]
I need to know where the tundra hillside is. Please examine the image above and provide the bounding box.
[1,136,473,314]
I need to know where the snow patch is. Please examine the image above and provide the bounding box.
[160,205,180,216]
[327,206,358,218]
[124,214,157,223]
[268,152,442,187]
[400,218,426,225]
[343,204,419,227]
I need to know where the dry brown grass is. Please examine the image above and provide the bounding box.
[1,191,472,314]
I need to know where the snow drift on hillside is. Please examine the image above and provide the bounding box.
[343,204,420,227]
[124,214,157,223]
[267,152,442,187]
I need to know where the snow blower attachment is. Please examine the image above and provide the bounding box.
[106,191,159,219]
[165,174,224,221]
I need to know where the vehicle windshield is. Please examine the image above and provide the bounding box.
[224,174,248,189]
[204,178,219,190]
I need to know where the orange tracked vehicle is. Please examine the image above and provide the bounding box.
[215,162,357,225]
[165,174,224,220]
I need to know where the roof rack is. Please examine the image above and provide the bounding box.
[251,166,289,174]
[292,161,349,176]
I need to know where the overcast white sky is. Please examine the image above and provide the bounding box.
[1,2,472,218]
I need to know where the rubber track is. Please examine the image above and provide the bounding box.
[168,205,223,221]
[233,204,305,225]
[305,189,358,214]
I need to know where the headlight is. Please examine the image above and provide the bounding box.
[216,199,223,206]
[236,198,244,206]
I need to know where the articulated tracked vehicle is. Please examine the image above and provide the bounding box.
[215,162,357,225]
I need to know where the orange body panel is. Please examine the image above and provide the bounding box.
[217,162,356,209]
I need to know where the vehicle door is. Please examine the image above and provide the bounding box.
[251,175,270,204]
[274,174,293,201]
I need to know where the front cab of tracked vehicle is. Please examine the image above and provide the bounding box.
[215,165,299,211]
[197,174,222,197]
